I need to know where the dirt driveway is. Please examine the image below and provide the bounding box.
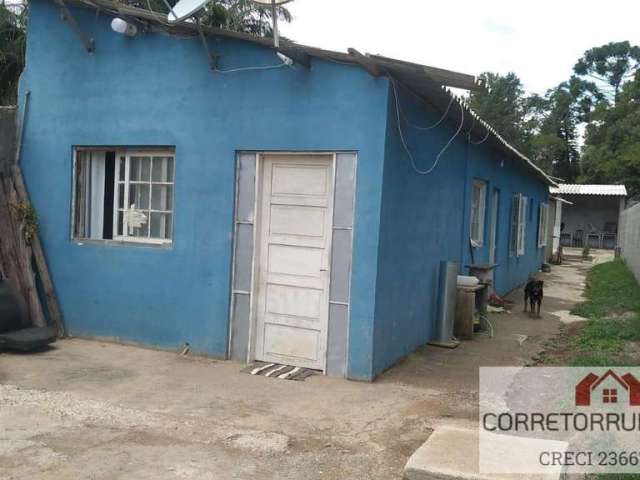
[0,253,604,479]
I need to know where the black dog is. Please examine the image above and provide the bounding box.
[524,279,544,317]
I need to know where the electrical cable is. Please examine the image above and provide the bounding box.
[213,62,288,74]
[469,130,490,145]
[390,77,465,175]
[464,107,491,145]
[398,94,455,131]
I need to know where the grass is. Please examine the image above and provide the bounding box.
[572,259,640,319]
[562,260,640,480]
[568,259,640,367]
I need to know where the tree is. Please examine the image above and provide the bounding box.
[574,42,640,198]
[0,1,26,105]
[574,41,640,104]
[129,0,291,37]
[468,72,586,181]
[530,82,580,181]
[469,72,532,153]
[580,74,640,197]
[528,77,601,182]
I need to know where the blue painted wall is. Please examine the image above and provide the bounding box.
[20,0,548,381]
[20,0,389,377]
[372,82,548,377]
[463,141,548,296]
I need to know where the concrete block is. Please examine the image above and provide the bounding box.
[403,426,562,480]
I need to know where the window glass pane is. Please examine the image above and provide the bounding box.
[152,157,174,182]
[119,156,126,181]
[150,212,172,239]
[130,156,151,181]
[117,211,123,236]
[118,183,125,209]
[128,222,149,238]
[151,185,173,211]
[129,184,150,210]
[510,195,519,255]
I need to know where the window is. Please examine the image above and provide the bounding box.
[538,203,549,248]
[73,148,175,245]
[470,180,487,246]
[510,194,527,257]
[602,388,618,404]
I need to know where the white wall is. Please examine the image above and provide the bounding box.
[620,203,640,283]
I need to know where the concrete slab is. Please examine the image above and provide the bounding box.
[403,426,562,480]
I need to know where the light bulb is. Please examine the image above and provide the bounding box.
[111,18,137,37]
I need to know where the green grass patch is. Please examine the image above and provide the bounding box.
[572,259,640,318]
[568,260,640,366]
[539,259,640,479]
[597,475,640,480]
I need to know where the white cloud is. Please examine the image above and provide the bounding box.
[280,0,640,94]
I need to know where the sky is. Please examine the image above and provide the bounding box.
[280,0,640,95]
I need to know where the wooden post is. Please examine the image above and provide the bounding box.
[1,175,46,327]
[0,181,26,296]
[12,167,65,335]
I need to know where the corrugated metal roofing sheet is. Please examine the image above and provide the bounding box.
[62,0,557,186]
[549,184,627,196]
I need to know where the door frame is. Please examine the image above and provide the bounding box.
[246,152,337,373]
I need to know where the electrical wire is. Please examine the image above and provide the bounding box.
[469,130,490,145]
[464,110,491,145]
[213,62,288,74]
[390,77,465,175]
[398,94,455,131]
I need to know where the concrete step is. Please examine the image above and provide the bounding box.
[403,426,564,480]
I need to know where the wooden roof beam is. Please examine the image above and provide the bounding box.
[367,54,485,92]
[347,48,382,77]
[53,0,95,53]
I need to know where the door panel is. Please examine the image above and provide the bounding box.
[254,154,334,370]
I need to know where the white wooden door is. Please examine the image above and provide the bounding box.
[254,154,334,370]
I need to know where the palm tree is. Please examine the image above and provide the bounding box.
[126,0,292,37]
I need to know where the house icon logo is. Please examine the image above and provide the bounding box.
[575,369,640,407]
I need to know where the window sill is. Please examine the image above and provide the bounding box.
[72,238,173,249]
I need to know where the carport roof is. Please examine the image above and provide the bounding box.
[550,184,627,196]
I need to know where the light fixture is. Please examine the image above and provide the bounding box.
[111,18,138,37]
[276,52,294,66]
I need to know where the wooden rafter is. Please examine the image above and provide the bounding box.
[53,0,95,53]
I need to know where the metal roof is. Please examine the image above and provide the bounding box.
[549,184,627,196]
[60,0,556,186]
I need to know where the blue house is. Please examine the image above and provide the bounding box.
[18,0,555,381]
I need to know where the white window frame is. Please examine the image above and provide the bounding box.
[517,195,527,256]
[470,179,487,246]
[72,148,175,246]
[538,202,549,248]
[114,150,175,245]
[510,193,527,257]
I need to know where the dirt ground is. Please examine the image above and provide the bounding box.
[0,250,611,479]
